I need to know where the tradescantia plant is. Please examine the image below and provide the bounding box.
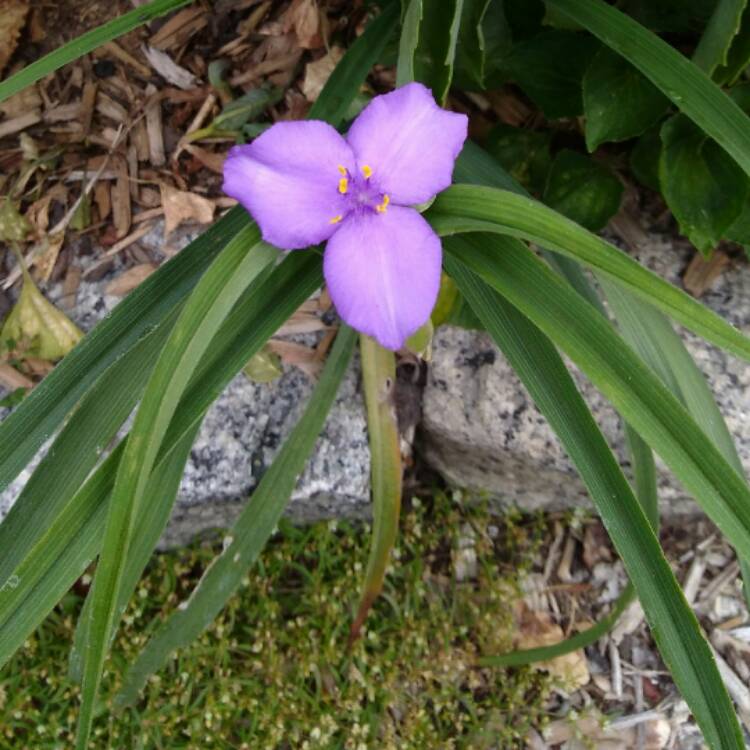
[3,0,750,747]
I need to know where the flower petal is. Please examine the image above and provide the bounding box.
[323,206,442,350]
[346,82,468,206]
[223,121,356,249]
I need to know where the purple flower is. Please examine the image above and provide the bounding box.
[223,82,468,350]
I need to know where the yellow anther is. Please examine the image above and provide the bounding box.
[337,164,348,176]
[361,165,373,179]
[329,214,343,224]
[338,177,348,194]
[375,194,390,213]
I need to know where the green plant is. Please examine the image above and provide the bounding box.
[2,1,750,748]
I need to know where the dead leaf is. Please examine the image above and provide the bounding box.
[267,339,322,379]
[285,0,321,49]
[0,198,31,242]
[0,0,29,75]
[105,264,157,296]
[544,710,670,750]
[302,46,344,102]
[0,85,41,119]
[0,361,33,390]
[1,268,82,361]
[34,233,65,283]
[143,45,199,90]
[683,249,730,297]
[243,347,283,383]
[160,184,215,237]
[515,604,590,690]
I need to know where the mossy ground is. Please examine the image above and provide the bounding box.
[1,493,554,749]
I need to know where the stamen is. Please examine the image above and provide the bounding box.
[338,177,348,194]
[329,214,343,224]
[375,194,390,213]
[361,165,373,179]
[337,165,348,176]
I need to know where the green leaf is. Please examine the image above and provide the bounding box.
[659,114,749,255]
[484,124,551,194]
[429,184,750,361]
[545,0,750,180]
[692,0,747,74]
[629,126,662,191]
[1,268,82,360]
[447,234,750,588]
[445,242,743,750]
[0,252,324,672]
[350,335,403,642]
[453,0,511,89]
[75,231,279,748]
[114,326,356,707]
[0,198,31,241]
[542,149,623,231]
[0,0,196,104]
[396,0,423,87]
[714,5,750,84]
[411,0,464,103]
[504,30,598,118]
[583,46,669,150]
[308,1,399,125]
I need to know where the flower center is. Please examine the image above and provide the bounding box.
[330,165,389,224]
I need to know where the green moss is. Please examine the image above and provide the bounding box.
[1,492,553,749]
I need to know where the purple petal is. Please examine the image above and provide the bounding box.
[346,82,468,206]
[323,206,442,350]
[223,121,356,249]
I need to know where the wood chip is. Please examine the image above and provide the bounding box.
[0,110,42,139]
[0,362,33,390]
[183,143,225,174]
[60,264,81,311]
[230,50,302,86]
[0,0,29,75]
[105,263,157,296]
[143,45,199,90]
[149,6,207,51]
[100,40,152,78]
[683,249,730,297]
[144,84,166,166]
[96,91,129,124]
[0,85,41,118]
[284,0,322,49]
[82,222,154,278]
[79,81,98,137]
[111,154,132,239]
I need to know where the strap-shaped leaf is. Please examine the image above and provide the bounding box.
[447,233,750,584]
[0,253,323,671]
[429,184,750,362]
[75,226,278,746]
[0,0,195,103]
[446,245,743,749]
[113,326,356,707]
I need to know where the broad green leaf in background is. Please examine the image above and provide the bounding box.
[0,0,195,103]
[545,0,750,180]
[503,30,598,118]
[445,242,743,750]
[411,0,464,104]
[659,114,749,256]
[542,149,623,231]
[583,46,670,150]
[629,127,662,191]
[484,124,551,194]
[0,268,82,360]
[453,0,511,89]
[396,0,423,87]
[692,0,748,74]
[429,184,750,361]
[350,335,403,643]
[114,326,356,707]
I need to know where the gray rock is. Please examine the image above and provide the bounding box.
[422,234,750,515]
[0,221,371,548]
